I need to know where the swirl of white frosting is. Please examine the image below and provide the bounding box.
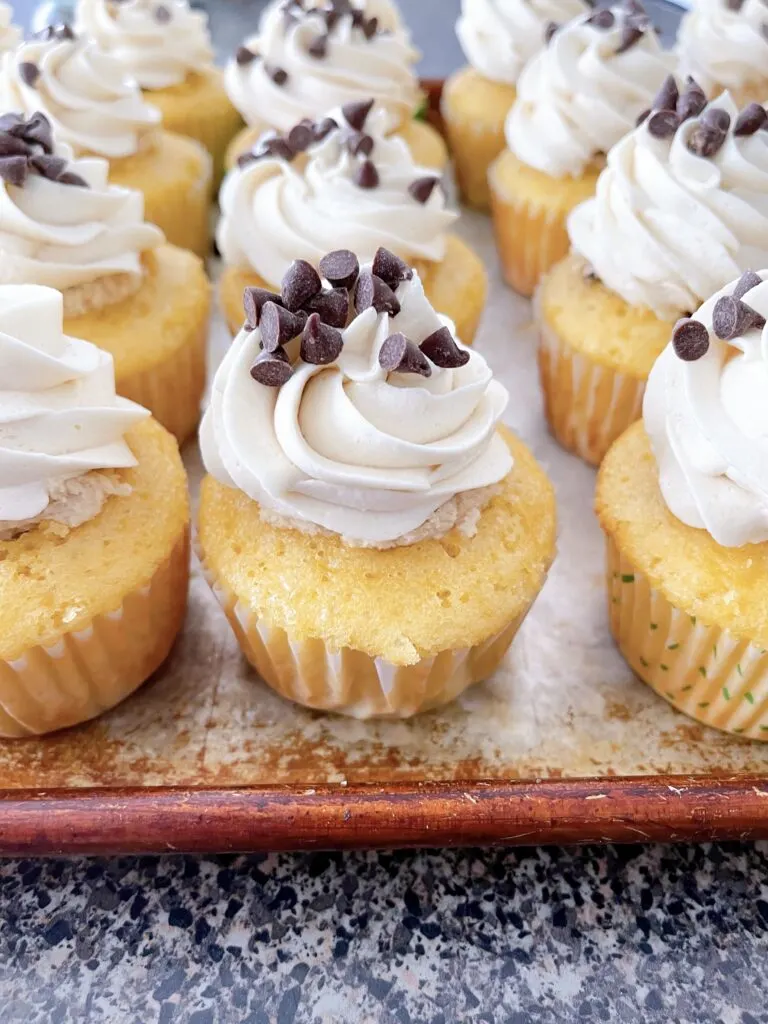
[75,0,214,90]
[0,35,162,159]
[0,135,164,292]
[505,7,675,178]
[225,2,421,133]
[260,0,406,35]
[217,106,456,287]
[644,272,768,547]
[0,284,148,533]
[456,0,588,85]
[201,265,512,547]
[678,0,768,97]
[0,3,20,55]
[568,93,768,320]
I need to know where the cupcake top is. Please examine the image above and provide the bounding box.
[260,0,407,35]
[225,0,421,135]
[0,111,163,293]
[505,1,674,179]
[217,101,456,289]
[0,283,148,538]
[0,4,21,55]
[568,81,768,320]
[644,269,768,548]
[75,0,214,90]
[678,0,768,97]
[201,248,512,548]
[0,27,162,159]
[456,0,589,86]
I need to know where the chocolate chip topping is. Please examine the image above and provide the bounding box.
[408,176,440,205]
[304,287,349,329]
[615,0,653,55]
[57,170,89,187]
[342,98,374,132]
[543,21,559,44]
[0,155,27,186]
[362,15,378,39]
[653,75,679,113]
[346,130,374,157]
[319,249,359,289]
[154,4,171,23]
[37,23,76,41]
[19,62,40,88]
[372,247,413,290]
[733,269,763,300]
[672,318,710,361]
[355,270,400,317]
[725,0,745,9]
[287,121,314,153]
[676,78,707,123]
[587,8,615,29]
[250,347,293,387]
[686,109,729,158]
[734,102,768,137]
[712,295,765,341]
[308,34,328,58]
[313,116,338,142]
[281,259,322,311]
[378,333,431,377]
[267,64,289,86]
[419,327,470,369]
[701,107,731,134]
[260,301,306,351]
[354,159,379,189]
[647,109,679,140]
[243,286,283,327]
[0,111,86,189]
[301,312,344,364]
[29,153,67,180]
[235,45,258,66]
[636,108,650,127]
[0,133,30,157]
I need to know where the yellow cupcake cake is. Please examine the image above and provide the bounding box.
[442,0,589,210]
[597,270,768,740]
[198,248,556,719]
[0,112,210,443]
[678,0,768,109]
[223,0,446,173]
[488,3,673,297]
[538,83,768,465]
[0,26,213,258]
[0,284,189,737]
[217,102,486,346]
[75,0,241,186]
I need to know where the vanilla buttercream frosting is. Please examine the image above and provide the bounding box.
[678,0,768,98]
[0,3,20,55]
[260,0,406,35]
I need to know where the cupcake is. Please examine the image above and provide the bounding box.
[0,26,213,258]
[198,248,556,719]
[224,0,446,174]
[597,269,768,740]
[259,0,408,34]
[488,1,674,297]
[0,111,210,443]
[75,0,241,186]
[678,0,768,109]
[442,0,589,210]
[0,3,20,55]
[217,102,487,345]
[0,284,189,737]
[537,81,768,466]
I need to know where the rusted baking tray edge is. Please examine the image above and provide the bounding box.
[1,775,767,855]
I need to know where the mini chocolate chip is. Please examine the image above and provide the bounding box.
[29,153,67,180]
[712,295,765,340]
[408,176,440,204]
[372,247,413,289]
[319,248,359,289]
[672,318,709,361]
[260,301,306,351]
[543,21,559,44]
[22,112,54,154]
[734,102,768,137]
[346,130,374,157]
[0,133,30,157]
[762,22,768,42]
[615,25,644,54]
[354,159,379,189]
[235,45,258,66]
[287,122,314,152]
[308,34,328,58]
[587,8,615,28]
[341,98,374,132]
[686,123,727,159]
[676,78,707,122]
[362,15,378,39]
[267,64,289,86]
[250,348,293,387]
[0,155,27,186]
[243,286,283,327]
[355,271,400,316]
[53,23,75,40]
[351,8,364,27]
[636,108,650,127]
[647,109,679,139]
[652,75,679,113]
[19,62,40,88]
[323,9,340,31]
[313,116,338,142]
[236,151,259,169]
[56,170,89,187]
[0,113,23,133]
[304,288,349,329]
[419,327,470,369]
[701,107,731,134]
[300,313,344,364]
[725,0,745,9]
[733,269,763,300]
[154,4,171,23]
[583,263,599,282]
[378,333,431,377]
[281,259,322,311]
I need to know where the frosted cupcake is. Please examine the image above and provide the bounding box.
[75,0,241,185]
[489,2,674,297]
[0,26,213,258]
[537,82,768,466]
[442,0,589,210]
[0,284,189,737]
[217,102,487,345]
[0,111,210,442]
[0,3,20,54]
[678,0,768,108]
[259,0,408,34]
[198,248,556,719]
[224,0,446,173]
[598,269,768,740]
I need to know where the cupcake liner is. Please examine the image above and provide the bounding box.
[0,528,190,738]
[198,553,535,719]
[141,138,213,260]
[489,184,571,298]
[606,537,768,741]
[537,305,645,466]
